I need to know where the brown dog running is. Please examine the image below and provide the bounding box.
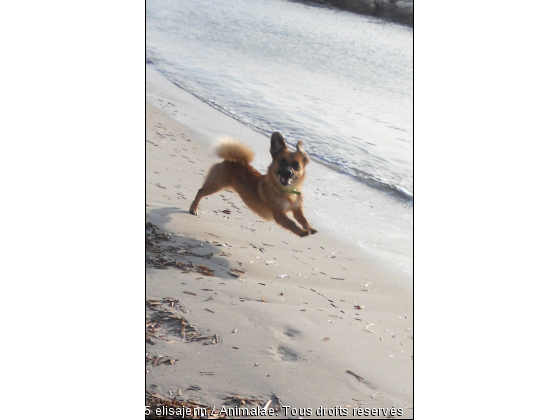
[189,132,318,237]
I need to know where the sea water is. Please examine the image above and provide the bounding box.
[146,0,413,281]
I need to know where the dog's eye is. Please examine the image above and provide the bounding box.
[279,159,288,167]
[292,162,300,171]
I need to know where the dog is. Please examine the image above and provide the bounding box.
[189,132,318,237]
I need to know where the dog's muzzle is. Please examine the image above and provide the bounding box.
[279,168,294,186]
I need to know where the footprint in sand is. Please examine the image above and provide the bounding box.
[282,326,301,339]
[276,345,300,362]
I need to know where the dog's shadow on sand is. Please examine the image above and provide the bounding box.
[146,206,232,276]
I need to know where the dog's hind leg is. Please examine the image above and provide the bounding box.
[189,164,226,215]
[189,183,223,215]
[189,188,205,215]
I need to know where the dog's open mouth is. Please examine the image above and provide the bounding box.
[279,171,293,186]
[279,174,292,186]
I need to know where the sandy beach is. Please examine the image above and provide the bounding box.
[145,88,413,418]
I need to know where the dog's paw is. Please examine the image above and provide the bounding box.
[189,209,198,216]
[299,230,310,237]
[309,229,318,235]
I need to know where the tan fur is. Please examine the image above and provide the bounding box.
[190,132,317,237]
[215,136,255,163]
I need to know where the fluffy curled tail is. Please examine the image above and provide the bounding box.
[215,137,255,163]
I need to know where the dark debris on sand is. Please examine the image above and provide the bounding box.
[146,298,218,345]
[146,390,226,419]
[146,220,214,275]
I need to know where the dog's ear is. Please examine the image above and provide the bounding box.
[297,140,309,166]
[270,132,287,158]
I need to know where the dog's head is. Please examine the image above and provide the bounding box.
[269,132,309,188]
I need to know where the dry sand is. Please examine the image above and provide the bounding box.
[145,100,413,419]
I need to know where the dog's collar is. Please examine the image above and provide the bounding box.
[281,188,301,195]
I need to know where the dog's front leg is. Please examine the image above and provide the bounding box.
[292,207,318,235]
[273,211,310,237]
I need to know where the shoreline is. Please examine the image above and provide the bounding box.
[294,0,414,27]
[146,93,413,417]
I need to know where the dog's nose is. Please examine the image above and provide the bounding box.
[284,168,294,178]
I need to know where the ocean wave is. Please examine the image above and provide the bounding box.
[309,154,413,203]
